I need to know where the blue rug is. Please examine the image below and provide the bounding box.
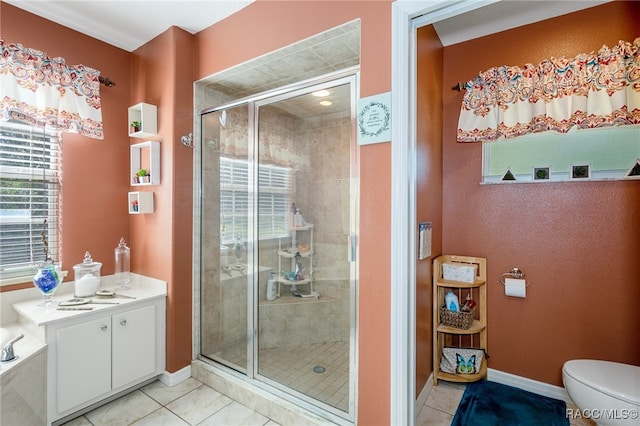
[451,380,569,426]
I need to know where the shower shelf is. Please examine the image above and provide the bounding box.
[276,224,314,297]
[278,277,312,285]
[277,250,313,258]
[259,294,335,306]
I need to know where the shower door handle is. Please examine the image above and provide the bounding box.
[348,235,357,262]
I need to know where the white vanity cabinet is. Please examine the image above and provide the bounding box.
[55,315,111,413]
[112,305,157,389]
[54,304,157,414]
[12,274,166,425]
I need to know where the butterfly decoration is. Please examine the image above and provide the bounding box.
[456,353,477,374]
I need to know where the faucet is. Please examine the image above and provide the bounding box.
[1,333,24,362]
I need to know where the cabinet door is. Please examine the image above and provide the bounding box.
[112,304,156,389]
[56,317,111,413]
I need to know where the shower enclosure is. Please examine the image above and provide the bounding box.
[197,73,358,421]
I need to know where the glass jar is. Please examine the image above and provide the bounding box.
[73,251,102,297]
[114,237,130,290]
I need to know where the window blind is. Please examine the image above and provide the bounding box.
[220,157,291,245]
[0,122,61,279]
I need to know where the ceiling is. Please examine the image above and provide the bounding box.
[201,20,360,115]
[431,0,610,46]
[4,0,610,52]
[3,0,254,52]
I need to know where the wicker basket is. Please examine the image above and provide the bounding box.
[439,306,476,330]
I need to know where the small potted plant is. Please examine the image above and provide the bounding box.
[130,121,141,134]
[136,168,150,183]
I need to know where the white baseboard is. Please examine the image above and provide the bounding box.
[159,365,192,387]
[488,368,574,404]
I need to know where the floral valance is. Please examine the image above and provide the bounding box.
[457,38,640,143]
[0,38,103,139]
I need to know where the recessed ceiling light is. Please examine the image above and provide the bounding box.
[320,100,333,106]
[312,90,330,97]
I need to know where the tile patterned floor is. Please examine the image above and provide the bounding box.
[61,378,278,426]
[62,374,595,426]
[417,381,467,425]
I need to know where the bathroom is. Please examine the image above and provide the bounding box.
[1,1,639,425]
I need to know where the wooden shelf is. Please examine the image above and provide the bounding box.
[435,358,487,383]
[435,278,486,288]
[433,255,487,386]
[437,320,485,335]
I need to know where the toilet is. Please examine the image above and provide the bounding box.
[563,360,640,425]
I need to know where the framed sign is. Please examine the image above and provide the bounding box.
[358,92,391,145]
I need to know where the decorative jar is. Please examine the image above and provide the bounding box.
[73,251,102,297]
[33,263,63,306]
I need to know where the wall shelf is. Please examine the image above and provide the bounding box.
[128,103,157,138]
[128,191,154,214]
[130,141,160,186]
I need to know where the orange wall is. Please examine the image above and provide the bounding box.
[415,24,443,396]
[195,1,393,423]
[441,1,640,386]
[129,27,195,373]
[1,3,131,290]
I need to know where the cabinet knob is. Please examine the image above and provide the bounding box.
[100,324,108,331]
[120,319,127,326]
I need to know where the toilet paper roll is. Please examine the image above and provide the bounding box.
[505,278,526,298]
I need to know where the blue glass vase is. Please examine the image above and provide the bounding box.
[33,263,62,306]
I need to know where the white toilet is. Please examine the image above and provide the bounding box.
[563,360,640,425]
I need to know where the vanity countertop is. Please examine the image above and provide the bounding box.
[13,273,167,327]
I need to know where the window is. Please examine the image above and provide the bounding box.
[0,122,61,281]
[220,157,291,244]
[482,126,640,183]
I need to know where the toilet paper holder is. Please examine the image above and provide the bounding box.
[499,267,528,286]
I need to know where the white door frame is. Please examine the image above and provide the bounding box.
[390,1,497,425]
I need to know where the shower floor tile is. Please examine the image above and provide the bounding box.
[219,341,350,413]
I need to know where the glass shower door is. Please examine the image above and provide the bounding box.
[200,104,252,373]
[199,74,358,422]
[254,80,356,416]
